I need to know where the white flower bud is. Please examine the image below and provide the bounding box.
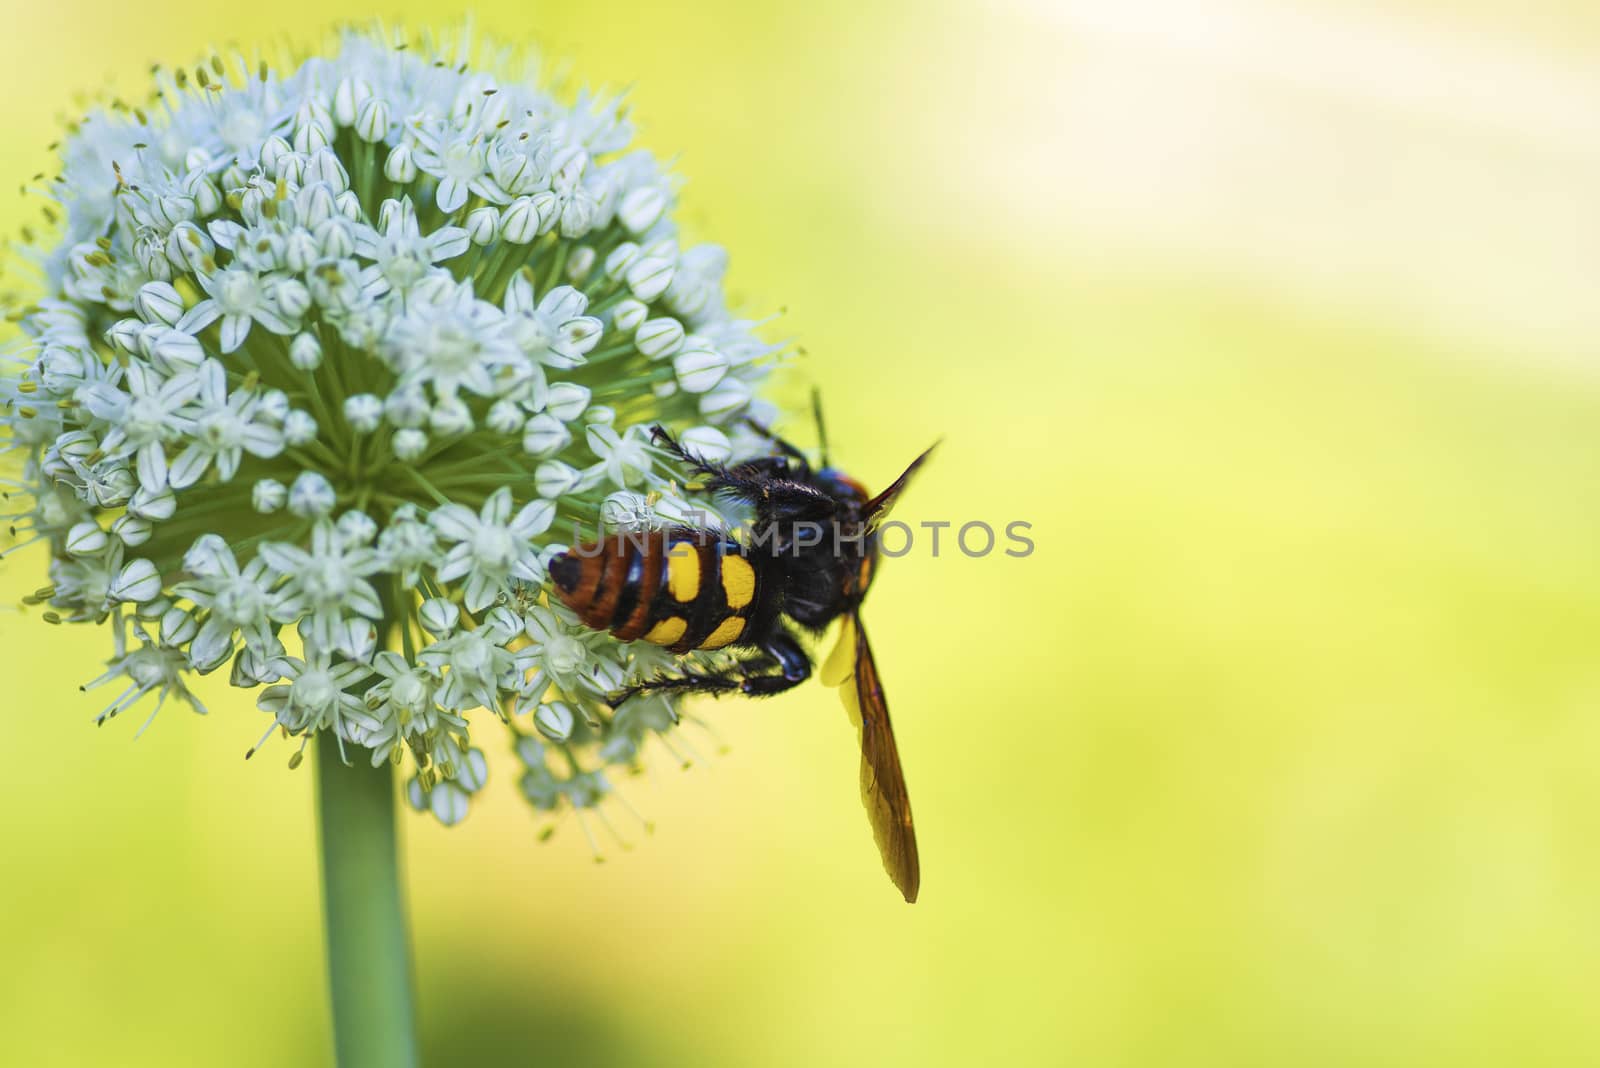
[500,197,541,244]
[129,487,176,521]
[465,206,499,245]
[186,173,223,217]
[64,521,107,556]
[625,256,675,302]
[182,534,230,577]
[611,298,648,334]
[534,701,575,742]
[305,148,349,191]
[334,190,362,221]
[674,341,729,393]
[558,195,593,238]
[343,394,383,433]
[134,281,185,326]
[355,97,391,143]
[619,186,667,234]
[316,217,357,258]
[384,386,429,429]
[521,413,570,457]
[335,619,378,662]
[253,478,287,513]
[635,317,684,359]
[457,748,489,793]
[137,240,174,282]
[699,377,752,420]
[428,781,470,826]
[529,191,559,233]
[535,460,581,499]
[391,428,428,461]
[419,598,459,636]
[332,77,372,126]
[289,332,322,371]
[258,389,290,424]
[283,410,319,446]
[298,183,337,228]
[112,514,153,547]
[166,221,215,274]
[152,329,205,372]
[260,136,293,178]
[605,242,641,279]
[294,119,332,154]
[545,382,591,422]
[384,143,417,183]
[337,510,378,546]
[230,645,277,685]
[566,246,596,283]
[273,278,311,320]
[284,229,320,272]
[429,397,474,437]
[288,471,336,517]
[110,558,163,604]
[487,399,524,436]
[105,317,143,353]
[680,426,732,463]
[161,605,199,647]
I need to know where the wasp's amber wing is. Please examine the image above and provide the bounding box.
[825,613,920,903]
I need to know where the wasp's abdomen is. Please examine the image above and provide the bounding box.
[549,531,760,654]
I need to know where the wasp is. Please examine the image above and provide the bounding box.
[546,402,936,902]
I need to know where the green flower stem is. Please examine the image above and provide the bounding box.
[316,731,419,1068]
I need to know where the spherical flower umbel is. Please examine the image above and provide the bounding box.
[0,28,787,833]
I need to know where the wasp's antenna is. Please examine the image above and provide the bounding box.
[811,388,831,468]
[866,439,940,529]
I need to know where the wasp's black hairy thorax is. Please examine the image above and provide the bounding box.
[733,454,878,630]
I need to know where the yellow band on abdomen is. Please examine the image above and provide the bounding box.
[698,616,745,650]
[721,554,756,610]
[666,541,700,602]
[643,616,688,646]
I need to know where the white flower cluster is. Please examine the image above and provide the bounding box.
[0,29,783,831]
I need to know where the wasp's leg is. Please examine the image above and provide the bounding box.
[608,670,743,706]
[737,628,812,696]
[608,630,812,704]
[651,425,835,522]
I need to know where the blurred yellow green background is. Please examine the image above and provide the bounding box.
[5,1,1600,1064]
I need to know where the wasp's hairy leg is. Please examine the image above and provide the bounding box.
[609,630,812,705]
[650,424,836,521]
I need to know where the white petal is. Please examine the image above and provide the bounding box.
[136,441,168,493]
[166,444,210,489]
[219,315,251,354]
[482,487,512,526]
[346,582,384,620]
[434,550,472,584]
[436,177,468,213]
[259,543,310,575]
[539,286,588,321]
[427,227,471,262]
[242,424,285,457]
[429,505,477,542]
[175,301,221,338]
[191,618,237,670]
[510,499,556,538]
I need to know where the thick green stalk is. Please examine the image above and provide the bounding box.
[316,731,420,1068]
